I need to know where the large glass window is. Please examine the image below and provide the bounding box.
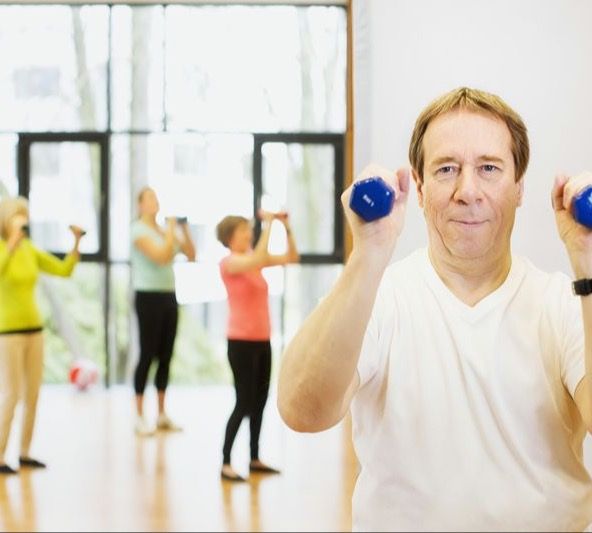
[111,6,165,132]
[38,263,106,383]
[165,6,346,132]
[0,3,347,386]
[110,133,254,261]
[0,6,109,132]
[27,141,102,255]
[110,132,255,385]
[261,142,339,256]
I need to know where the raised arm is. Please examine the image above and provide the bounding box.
[134,218,177,266]
[177,220,196,262]
[552,172,592,434]
[265,213,300,266]
[223,211,277,274]
[35,225,85,277]
[278,166,410,433]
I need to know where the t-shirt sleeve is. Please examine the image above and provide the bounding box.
[558,274,586,398]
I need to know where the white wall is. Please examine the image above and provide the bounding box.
[352,0,592,469]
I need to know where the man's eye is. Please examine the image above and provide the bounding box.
[481,164,499,173]
[437,166,455,175]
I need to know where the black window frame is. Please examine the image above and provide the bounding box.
[17,132,110,263]
[253,132,344,264]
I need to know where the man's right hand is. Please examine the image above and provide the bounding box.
[341,164,410,265]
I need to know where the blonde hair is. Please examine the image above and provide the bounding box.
[216,215,249,248]
[409,87,530,183]
[0,196,28,240]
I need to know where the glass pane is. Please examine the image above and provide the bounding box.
[109,265,342,386]
[262,142,335,254]
[165,5,346,132]
[109,263,132,384]
[28,142,101,254]
[111,262,230,386]
[174,267,286,385]
[0,6,108,131]
[38,262,105,384]
[110,133,253,261]
[266,266,288,379]
[109,135,133,261]
[111,6,165,131]
[283,264,342,344]
[169,302,231,385]
[0,135,18,199]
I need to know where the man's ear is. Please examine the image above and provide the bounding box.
[516,178,524,207]
[412,168,424,208]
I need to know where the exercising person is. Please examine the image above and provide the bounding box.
[0,196,85,474]
[131,187,196,436]
[216,209,299,481]
[279,87,592,531]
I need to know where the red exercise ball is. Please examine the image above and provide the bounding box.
[68,358,99,391]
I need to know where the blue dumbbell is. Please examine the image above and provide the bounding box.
[349,176,395,222]
[572,187,592,229]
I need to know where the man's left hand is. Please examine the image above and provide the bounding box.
[552,171,592,277]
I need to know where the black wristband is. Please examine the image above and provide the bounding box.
[572,278,592,296]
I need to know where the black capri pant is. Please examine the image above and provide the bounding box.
[222,339,272,464]
[133,291,178,395]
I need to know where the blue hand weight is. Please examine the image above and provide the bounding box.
[349,176,395,222]
[572,187,592,229]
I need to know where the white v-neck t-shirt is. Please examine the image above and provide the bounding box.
[352,248,592,532]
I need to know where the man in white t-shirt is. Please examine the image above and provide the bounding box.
[278,87,592,531]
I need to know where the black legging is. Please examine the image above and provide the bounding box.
[222,339,272,464]
[133,291,178,395]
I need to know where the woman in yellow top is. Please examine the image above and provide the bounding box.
[0,196,85,475]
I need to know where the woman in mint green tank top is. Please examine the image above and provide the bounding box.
[130,187,196,436]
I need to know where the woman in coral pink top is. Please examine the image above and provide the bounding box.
[216,209,299,481]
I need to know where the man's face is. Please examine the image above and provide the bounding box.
[415,110,523,262]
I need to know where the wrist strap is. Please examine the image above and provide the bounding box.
[572,278,592,296]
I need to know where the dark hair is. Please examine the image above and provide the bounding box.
[216,215,249,248]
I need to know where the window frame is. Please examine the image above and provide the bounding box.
[17,132,110,263]
[253,132,344,264]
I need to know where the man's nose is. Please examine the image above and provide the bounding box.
[453,167,483,204]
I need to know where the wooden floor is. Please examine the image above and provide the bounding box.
[0,385,357,532]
